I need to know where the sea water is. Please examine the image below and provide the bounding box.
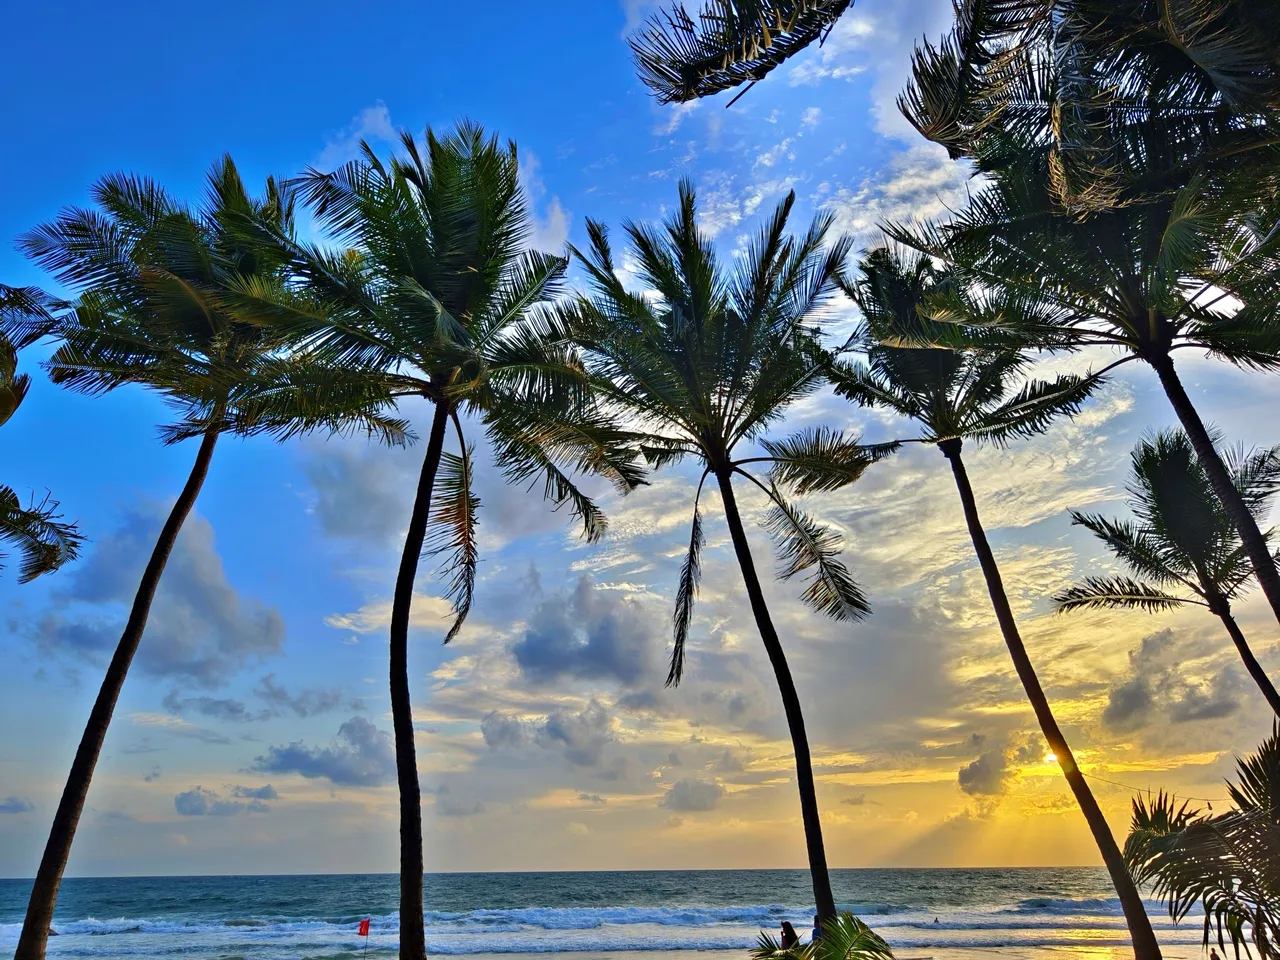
[0,868,1206,959]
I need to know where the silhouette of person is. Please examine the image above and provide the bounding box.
[811,915,823,943]
[780,922,800,949]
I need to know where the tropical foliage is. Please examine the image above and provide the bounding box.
[832,247,1161,958]
[1057,429,1280,717]
[12,156,403,960]
[559,180,893,918]
[1126,726,1280,959]
[252,120,644,960]
[0,289,82,582]
[752,913,896,960]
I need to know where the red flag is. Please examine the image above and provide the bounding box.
[358,919,371,937]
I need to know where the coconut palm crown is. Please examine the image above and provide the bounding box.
[1057,429,1280,717]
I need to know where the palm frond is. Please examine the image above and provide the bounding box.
[1054,576,1194,613]
[758,427,899,494]
[631,0,854,103]
[669,475,708,688]
[749,472,869,621]
[0,486,84,583]
[426,433,480,644]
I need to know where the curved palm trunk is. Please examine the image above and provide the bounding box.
[15,427,220,960]
[939,439,1161,960]
[390,402,450,960]
[1149,353,1280,629]
[715,469,837,921]
[1212,600,1280,719]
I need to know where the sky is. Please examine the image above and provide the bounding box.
[2,0,1280,879]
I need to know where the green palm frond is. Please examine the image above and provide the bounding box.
[630,0,853,103]
[1054,576,1194,613]
[0,283,60,348]
[752,475,868,621]
[0,486,84,583]
[759,427,899,494]
[972,372,1099,446]
[427,437,480,644]
[751,913,895,960]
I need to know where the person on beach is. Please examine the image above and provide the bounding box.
[780,921,800,949]
[810,915,823,943]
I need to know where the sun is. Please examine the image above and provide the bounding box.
[1044,752,1058,764]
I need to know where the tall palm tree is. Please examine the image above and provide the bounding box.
[1125,725,1280,959]
[558,181,894,921]
[262,121,643,960]
[832,247,1161,960]
[0,286,82,581]
[12,158,403,960]
[1057,429,1280,719]
[891,144,1280,638]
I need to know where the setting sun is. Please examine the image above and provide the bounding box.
[1045,752,1058,764]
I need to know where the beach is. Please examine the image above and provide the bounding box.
[0,868,1207,960]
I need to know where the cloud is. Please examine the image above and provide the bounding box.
[654,100,700,136]
[174,786,271,817]
[841,794,870,806]
[518,150,571,252]
[783,0,955,136]
[1103,629,1246,732]
[37,505,284,687]
[129,713,231,745]
[958,749,1012,796]
[252,716,396,787]
[824,143,973,253]
[578,793,607,805]
[536,700,617,767]
[231,784,278,800]
[800,107,822,128]
[162,691,268,723]
[254,674,350,717]
[318,101,396,169]
[482,700,618,767]
[512,577,657,688]
[0,797,34,814]
[660,778,725,812]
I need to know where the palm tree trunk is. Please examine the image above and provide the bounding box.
[1213,601,1280,719]
[15,426,220,960]
[390,401,450,960]
[715,468,837,922]
[939,439,1161,960]
[1149,352,1280,629]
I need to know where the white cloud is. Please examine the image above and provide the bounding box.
[518,150,572,252]
[317,101,396,169]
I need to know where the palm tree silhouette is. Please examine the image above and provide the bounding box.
[559,182,894,920]
[1057,429,1280,718]
[833,246,1160,959]
[266,121,643,960]
[14,157,401,960]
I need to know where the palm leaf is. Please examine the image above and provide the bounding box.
[0,486,84,583]
[426,438,480,644]
[1054,576,1194,613]
[759,427,899,494]
[668,480,707,688]
[630,1,853,103]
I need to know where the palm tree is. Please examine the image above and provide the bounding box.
[12,158,403,960]
[262,121,643,960]
[1057,429,1280,719]
[558,181,893,921]
[0,286,82,581]
[1125,725,1280,959]
[832,246,1161,960]
[891,142,1280,639]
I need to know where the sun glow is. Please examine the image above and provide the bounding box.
[1045,752,1058,764]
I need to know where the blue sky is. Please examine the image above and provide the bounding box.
[3,0,1280,878]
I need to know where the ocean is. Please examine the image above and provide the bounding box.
[0,869,1204,960]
